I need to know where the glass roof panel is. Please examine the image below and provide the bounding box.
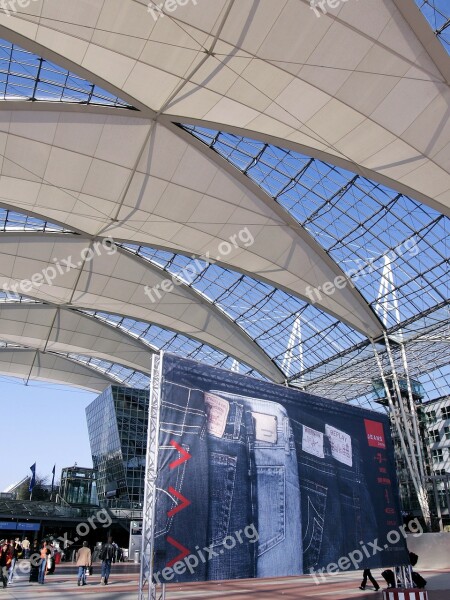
[415,0,450,53]
[0,39,135,108]
[61,352,149,388]
[182,126,449,333]
[84,311,261,379]
[0,208,70,232]
[122,244,365,380]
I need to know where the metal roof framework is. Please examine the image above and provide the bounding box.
[0,1,446,407]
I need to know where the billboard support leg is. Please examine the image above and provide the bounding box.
[371,339,431,530]
[383,334,432,530]
[139,353,163,600]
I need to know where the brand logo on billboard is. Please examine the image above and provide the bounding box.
[364,419,386,449]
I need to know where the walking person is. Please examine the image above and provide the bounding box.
[0,542,8,589]
[38,541,50,585]
[100,537,114,585]
[22,537,30,559]
[6,541,17,585]
[360,569,380,591]
[76,542,92,587]
[29,540,40,583]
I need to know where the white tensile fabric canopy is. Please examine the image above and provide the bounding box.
[0,0,447,393]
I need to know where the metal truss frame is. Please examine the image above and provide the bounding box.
[139,352,164,600]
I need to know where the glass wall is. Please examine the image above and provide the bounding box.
[86,386,149,508]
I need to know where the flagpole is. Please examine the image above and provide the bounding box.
[50,465,56,501]
[29,463,36,502]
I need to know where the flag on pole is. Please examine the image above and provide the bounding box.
[51,465,56,497]
[29,463,36,496]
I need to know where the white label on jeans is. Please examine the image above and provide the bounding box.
[204,393,229,438]
[302,425,324,458]
[252,412,277,444]
[325,425,352,467]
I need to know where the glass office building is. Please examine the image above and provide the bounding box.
[86,386,149,508]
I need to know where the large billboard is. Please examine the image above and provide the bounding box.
[152,353,409,583]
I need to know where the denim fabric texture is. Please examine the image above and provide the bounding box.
[101,559,111,581]
[210,390,303,577]
[37,558,46,584]
[155,354,405,582]
[77,566,87,585]
[154,382,209,581]
[205,395,256,580]
[288,411,378,572]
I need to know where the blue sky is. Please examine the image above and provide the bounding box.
[0,378,96,492]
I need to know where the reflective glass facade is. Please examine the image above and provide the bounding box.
[59,466,98,506]
[86,386,149,508]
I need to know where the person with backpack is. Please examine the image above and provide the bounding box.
[100,537,114,585]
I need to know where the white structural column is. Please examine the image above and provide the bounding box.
[375,255,432,527]
[375,256,401,330]
[282,315,304,384]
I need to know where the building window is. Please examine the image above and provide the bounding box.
[429,429,440,442]
[427,410,437,424]
[432,449,443,462]
[434,469,447,476]
[442,407,450,420]
[445,426,450,440]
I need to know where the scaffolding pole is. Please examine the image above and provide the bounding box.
[139,353,163,600]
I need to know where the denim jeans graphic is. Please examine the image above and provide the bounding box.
[211,390,303,576]
[288,411,378,572]
[154,382,209,581]
[205,393,256,580]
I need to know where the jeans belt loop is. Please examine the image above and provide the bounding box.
[283,416,290,454]
[233,402,243,440]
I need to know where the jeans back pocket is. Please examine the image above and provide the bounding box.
[301,479,327,570]
[257,465,285,556]
[209,452,237,546]
[155,444,189,538]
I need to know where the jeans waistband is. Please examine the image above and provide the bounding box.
[204,392,247,442]
[160,383,206,438]
[290,416,360,473]
[208,390,293,451]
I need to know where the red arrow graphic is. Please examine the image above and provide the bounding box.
[169,440,192,470]
[166,536,191,568]
[167,486,191,518]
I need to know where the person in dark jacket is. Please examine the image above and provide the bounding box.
[409,551,427,589]
[359,569,380,591]
[100,537,115,585]
[0,542,9,588]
